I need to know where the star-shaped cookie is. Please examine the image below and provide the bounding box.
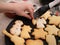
[32,28,47,39]
[45,25,59,35]
[48,15,60,26]
[21,30,31,39]
[21,25,32,32]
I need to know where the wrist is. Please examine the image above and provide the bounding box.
[0,3,14,12]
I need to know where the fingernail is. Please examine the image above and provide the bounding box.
[30,15,33,19]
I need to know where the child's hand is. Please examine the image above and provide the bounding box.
[6,1,34,19]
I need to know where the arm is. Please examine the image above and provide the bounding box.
[0,3,12,13]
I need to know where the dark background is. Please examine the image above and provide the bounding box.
[39,0,54,5]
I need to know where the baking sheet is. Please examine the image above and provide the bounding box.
[5,16,60,45]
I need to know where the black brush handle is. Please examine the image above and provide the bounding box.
[33,5,50,19]
[34,0,60,19]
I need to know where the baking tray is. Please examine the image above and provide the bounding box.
[5,15,60,45]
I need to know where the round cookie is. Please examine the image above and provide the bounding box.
[26,39,43,45]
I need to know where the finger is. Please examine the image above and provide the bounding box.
[17,11,31,19]
[21,12,32,19]
[27,8,34,19]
